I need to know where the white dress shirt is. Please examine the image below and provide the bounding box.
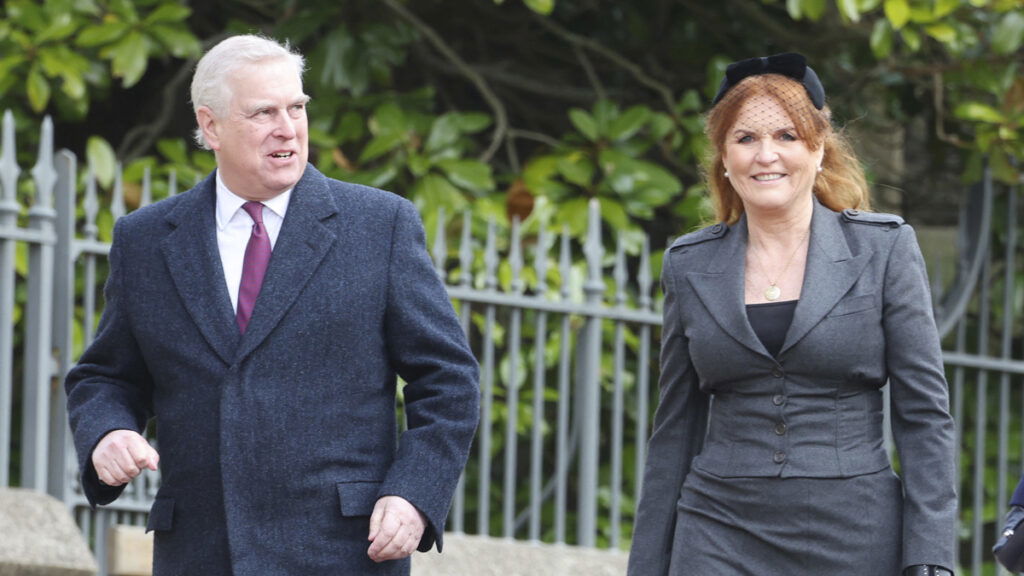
[215,172,291,313]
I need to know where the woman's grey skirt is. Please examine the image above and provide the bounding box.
[669,465,903,575]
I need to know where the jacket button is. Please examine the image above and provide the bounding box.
[711,224,723,234]
[847,209,860,216]
[771,368,784,378]
[772,394,786,406]
[774,422,787,435]
[773,451,786,464]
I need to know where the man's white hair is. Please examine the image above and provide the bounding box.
[190,34,306,150]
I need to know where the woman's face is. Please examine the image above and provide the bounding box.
[722,94,823,216]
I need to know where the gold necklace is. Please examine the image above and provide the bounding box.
[750,230,809,301]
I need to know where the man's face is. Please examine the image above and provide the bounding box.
[198,58,310,201]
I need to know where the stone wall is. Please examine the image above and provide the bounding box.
[0,488,96,576]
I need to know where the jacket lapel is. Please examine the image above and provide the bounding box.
[234,166,338,361]
[685,218,771,358]
[779,200,872,355]
[160,175,241,365]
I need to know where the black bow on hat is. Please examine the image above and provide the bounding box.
[711,52,826,110]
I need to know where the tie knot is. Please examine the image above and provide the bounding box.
[242,201,264,225]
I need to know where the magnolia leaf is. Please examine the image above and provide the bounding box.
[87,136,117,189]
[569,108,599,141]
[36,13,77,43]
[954,101,1006,124]
[142,3,192,25]
[838,0,861,22]
[802,0,828,21]
[787,0,802,19]
[425,114,460,153]
[600,197,632,232]
[412,174,468,212]
[871,19,894,58]
[648,113,676,141]
[934,0,960,18]
[884,0,910,29]
[593,99,617,134]
[453,112,492,133]
[676,90,702,114]
[608,106,650,142]
[110,31,148,87]
[924,23,957,43]
[26,66,50,112]
[358,132,404,163]
[523,0,554,15]
[556,154,595,187]
[77,21,129,47]
[157,138,189,164]
[992,11,1024,55]
[148,24,201,58]
[437,159,495,193]
[408,153,431,177]
[61,71,86,100]
[371,102,408,136]
[901,27,922,51]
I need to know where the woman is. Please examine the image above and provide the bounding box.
[628,53,957,576]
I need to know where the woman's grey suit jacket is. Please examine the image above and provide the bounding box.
[628,200,957,574]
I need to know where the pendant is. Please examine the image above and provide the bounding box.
[765,284,781,301]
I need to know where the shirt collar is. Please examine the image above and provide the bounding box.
[215,171,293,230]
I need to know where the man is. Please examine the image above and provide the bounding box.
[65,35,480,576]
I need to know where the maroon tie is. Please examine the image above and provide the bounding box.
[236,201,271,333]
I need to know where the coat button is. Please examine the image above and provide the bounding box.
[847,209,860,216]
[711,224,723,234]
[774,422,787,435]
[772,394,786,406]
[773,451,786,464]
[771,367,784,378]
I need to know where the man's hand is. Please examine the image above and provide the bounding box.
[91,430,159,486]
[367,495,426,563]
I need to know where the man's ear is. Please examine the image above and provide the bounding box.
[196,106,221,151]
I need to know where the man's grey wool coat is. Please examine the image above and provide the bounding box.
[628,199,957,575]
[65,165,481,576]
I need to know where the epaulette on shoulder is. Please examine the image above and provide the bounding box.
[840,209,904,228]
[669,222,728,251]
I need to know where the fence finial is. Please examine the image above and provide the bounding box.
[0,110,21,204]
[583,198,604,297]
[30,117,56,210]
[484,217,498,291]
[433,207,447,281]
[510,216,523,294]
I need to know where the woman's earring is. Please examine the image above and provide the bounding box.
[817,165,823,173]
[724,170,730,178]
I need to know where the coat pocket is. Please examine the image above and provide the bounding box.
[146,496,175,533]
[827,294,876,318]
[336,481,382,517]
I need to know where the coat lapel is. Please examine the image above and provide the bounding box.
[779,200,872,355]
[234,166,338,361]
[160,175,241,365]
[685,218,771,358]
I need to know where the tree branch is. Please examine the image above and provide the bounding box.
[932,72,969,149]
[117,57,196,161]
[534,14,678,114]
[382,0,508,163]
[574,44,606,101]
[418,52,619,103]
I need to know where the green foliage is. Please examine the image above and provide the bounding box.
[2,0,1021,557]
[777,0,1023,184]
[0,0,199,116]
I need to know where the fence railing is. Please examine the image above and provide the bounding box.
[0,113,1022,574]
